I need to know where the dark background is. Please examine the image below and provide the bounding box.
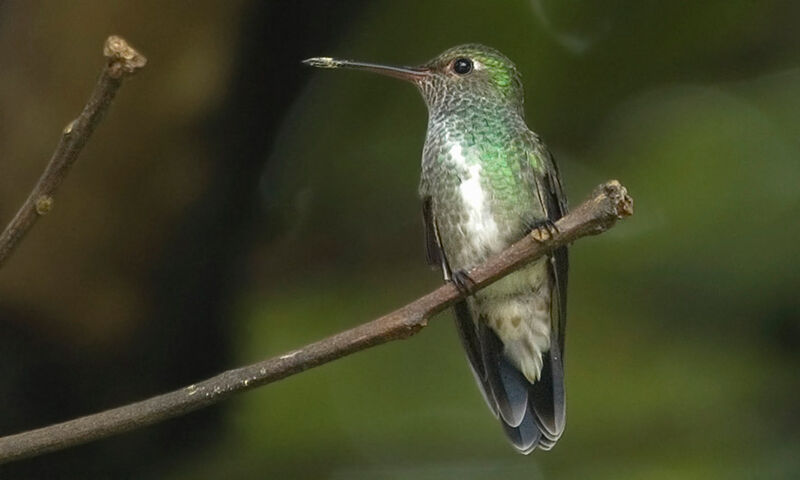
[1,1,798,478]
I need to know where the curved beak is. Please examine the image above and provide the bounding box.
[302,57,430,83]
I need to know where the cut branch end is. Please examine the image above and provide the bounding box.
[104,36,147,78]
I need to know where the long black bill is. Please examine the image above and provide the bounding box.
[302,57,429,83]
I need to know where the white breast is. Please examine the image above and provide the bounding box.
[449,143,504,256]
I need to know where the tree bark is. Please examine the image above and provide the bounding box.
[0,36,146,269]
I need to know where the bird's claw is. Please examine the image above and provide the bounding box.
[529,219,559,242]
[451,269,477,296]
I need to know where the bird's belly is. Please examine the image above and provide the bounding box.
[474,258,553,383]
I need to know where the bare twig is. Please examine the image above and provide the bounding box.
[0,180,632,464]
[0,36,146,269]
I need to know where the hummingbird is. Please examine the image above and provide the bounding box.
[304,44,568,453]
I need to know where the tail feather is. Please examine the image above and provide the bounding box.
[453,300,566,454]
[479,321,529,427]
[536,434,557,451]
[502,408,541,454]
[529,338,566,438]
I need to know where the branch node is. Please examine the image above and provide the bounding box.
[34,196,53,216]
[103,36,147,79]
[405,313,428,333]
[63,119,76,136]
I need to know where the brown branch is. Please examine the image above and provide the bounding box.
[0,180,632,464]
[0,36,146,269]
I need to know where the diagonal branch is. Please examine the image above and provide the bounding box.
[0,36,146,269]
[0,180,633,464]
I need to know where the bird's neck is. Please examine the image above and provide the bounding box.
[427,105,525,149]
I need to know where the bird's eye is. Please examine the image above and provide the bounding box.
[452,57,473,75]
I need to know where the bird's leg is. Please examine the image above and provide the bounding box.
[527,219,559,243]
[451,269,477,296]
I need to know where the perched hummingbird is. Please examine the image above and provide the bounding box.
[304,44,568,453]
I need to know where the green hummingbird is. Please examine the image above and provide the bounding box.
[304,44,568,453]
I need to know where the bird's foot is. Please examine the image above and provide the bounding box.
[451,269,477,296]
[528,219,559,243]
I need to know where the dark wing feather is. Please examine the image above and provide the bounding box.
[453,302,497,417]
[540,145,568,356]
[422,196,441,267]
[527,141,569,442]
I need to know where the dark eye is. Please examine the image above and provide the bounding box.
[452,57,473,75]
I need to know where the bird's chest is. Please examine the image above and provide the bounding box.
[428,140,517,267]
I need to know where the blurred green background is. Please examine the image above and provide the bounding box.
[1,1,799,478]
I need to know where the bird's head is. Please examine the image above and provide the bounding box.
[304,44,525,117]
